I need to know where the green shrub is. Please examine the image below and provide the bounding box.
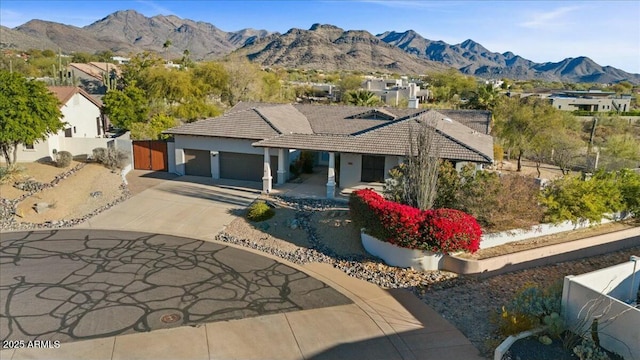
[573,338,611,360]
[0,165,24,185]
[92,147,129,169]
[92,147,108,163]
[493,282,562,337]
[246,201,275,222]
[55,151,72,168]
[541,170,630,224]
[299,151,315,174]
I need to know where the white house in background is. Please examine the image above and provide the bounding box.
[164,102,493,198]
[549,90,632,113]
[11,86,106,163]
[362,77,429,107]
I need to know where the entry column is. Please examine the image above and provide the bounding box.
[263,148,272,194]
[326,152,336,199]
[277,149,286,185]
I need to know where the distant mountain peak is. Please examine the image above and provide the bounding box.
[6,11,639,84]
[309,23,342,31]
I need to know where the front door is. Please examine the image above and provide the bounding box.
[361,155,385,182]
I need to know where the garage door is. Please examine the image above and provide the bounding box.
[184,149,211,177]
[220,152,277,182]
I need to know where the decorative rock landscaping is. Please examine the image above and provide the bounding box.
[216,195,458,289]
[0,163,130,231]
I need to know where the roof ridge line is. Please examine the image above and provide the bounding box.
[433,126,493,163]
[351,109,431,136]
[253,107,282,135]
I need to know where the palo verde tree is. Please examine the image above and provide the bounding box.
[0,70,64,166]
[493,96,582,174]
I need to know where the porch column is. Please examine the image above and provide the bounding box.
[262,147,272,194]
[277,148,286,185]
[326,152,336,199]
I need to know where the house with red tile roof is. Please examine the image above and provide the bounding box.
[13,86,109,162]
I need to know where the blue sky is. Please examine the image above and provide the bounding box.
[1,0,639,74]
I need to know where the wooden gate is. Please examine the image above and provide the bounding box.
[133,140,168,171]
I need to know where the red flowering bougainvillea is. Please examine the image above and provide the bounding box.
[349,189,482,254]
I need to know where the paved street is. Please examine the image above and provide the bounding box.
[0,229,351,343]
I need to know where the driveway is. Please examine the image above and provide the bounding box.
[0,229,351,343]
[77,175,260,240]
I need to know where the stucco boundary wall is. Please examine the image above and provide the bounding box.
[480,213,629,249]
[561,258,640,359]
[443,227,640,277]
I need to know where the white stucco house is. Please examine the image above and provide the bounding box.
[164,102,494,198]
[11,86,107,163]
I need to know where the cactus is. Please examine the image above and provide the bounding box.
[102,63,117,91]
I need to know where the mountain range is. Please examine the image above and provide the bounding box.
[1,10,638,84]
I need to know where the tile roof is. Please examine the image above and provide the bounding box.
[167,102,494,163]
[47,86,103,109]
[68,62,120,81]
[437,109,492,134]
[253,110,493,163]
[255,105,313,134]
[166,108,279,140]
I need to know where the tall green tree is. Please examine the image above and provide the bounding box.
[0,71,64,165]
[102,85,149,130]
[427,68,476,104]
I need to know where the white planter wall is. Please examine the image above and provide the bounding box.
[561,258,640,360]
[480,213,629,249]
[361,232,444,271]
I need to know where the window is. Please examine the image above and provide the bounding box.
[65,128,72,137]
[24,143,34,150]
[361,155,386,182]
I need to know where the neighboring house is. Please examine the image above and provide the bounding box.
[12,86,106,162]
[165,102,493,198]
[549,90,631,113]
[362,77,429,107]
[68,62,121,95]
[111,56,130,65]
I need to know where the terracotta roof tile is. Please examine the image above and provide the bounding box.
[47,86,103,109]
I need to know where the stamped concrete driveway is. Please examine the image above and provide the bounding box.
[77,175,260,240]
[0,229,351,343]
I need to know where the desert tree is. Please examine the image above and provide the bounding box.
[0,70,64,166]
[385,115,442,210]
[221,55,262,106]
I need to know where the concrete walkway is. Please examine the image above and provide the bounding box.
[1,174,483,360]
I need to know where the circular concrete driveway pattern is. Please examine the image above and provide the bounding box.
[0,229,351,343]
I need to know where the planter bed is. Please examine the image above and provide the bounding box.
[443,227,640,276]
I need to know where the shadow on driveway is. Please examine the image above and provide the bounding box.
[0,229,351,343]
